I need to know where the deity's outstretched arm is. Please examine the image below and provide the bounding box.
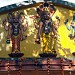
[38,21,43,38]
[2,19,8,31]
[23,20,28,31]
[2,19,12,39]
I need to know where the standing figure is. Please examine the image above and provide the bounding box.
[64,14,75,56]
[35,2,58,57]
[2,11,28,57]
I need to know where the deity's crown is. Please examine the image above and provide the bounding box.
[38,2,56,13]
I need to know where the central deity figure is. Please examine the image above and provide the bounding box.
[35,2,60,57]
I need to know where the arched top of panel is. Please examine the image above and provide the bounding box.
[0,0,75,14]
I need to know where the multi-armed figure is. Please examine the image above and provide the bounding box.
[34,2,60,56]
[2,11,28,57]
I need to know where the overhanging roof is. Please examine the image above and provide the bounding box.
[0,0,75,14]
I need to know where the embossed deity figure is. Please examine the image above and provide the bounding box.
[2,11,28,57]
[64,13,75,56]
[35,2,60,57]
